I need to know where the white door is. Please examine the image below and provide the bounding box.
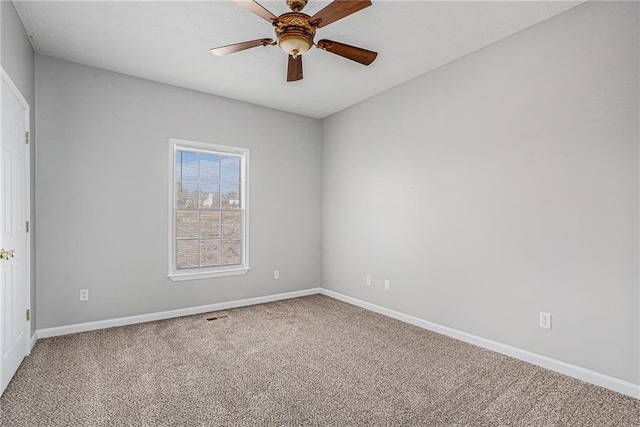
[0,69,30,395]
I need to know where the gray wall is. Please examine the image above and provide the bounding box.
[35,55,322,329]
[1,0,36,335]
[322,1,639,384]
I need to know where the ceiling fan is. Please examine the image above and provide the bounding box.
[211,0,377,82]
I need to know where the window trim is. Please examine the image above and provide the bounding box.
[167,138,250,281]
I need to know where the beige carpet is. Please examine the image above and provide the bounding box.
[1,295,638,426]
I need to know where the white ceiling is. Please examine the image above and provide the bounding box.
[14,0,583,118]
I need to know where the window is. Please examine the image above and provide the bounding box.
[168,138,249,281]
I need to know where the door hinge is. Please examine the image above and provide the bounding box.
[26,309,30,321]
[25,131,29,144]
[26,221,29,233]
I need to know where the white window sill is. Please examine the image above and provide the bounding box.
[168,267,250,282]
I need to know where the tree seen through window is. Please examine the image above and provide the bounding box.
[175,150,242,269]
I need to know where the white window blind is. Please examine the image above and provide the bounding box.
[168,139,249,281]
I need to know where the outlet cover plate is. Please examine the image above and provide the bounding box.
[539,312,552,329]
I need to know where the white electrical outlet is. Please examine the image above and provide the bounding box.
[384,279,390,291]
[366,276,371,286]
[80,289,89,301]
[274,270,280,279]
[539,312,552,329]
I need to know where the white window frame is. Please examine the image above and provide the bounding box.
[168,138,250,281]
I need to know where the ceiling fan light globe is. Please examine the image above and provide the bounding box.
[279,35,312,57]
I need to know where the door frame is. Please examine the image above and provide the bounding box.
[0,66,32,363]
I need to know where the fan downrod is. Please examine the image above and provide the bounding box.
[286,0,308,12]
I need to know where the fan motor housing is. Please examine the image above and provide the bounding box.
[275,13,316,57]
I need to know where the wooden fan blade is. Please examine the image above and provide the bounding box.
[210,38,274,56]
[287,55,303,82]
[309,0,371,28]
[233,0,278,23]
[316,39,377,65]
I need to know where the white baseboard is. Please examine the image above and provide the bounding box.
[319,288,640,400]
[37,288,322,339]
